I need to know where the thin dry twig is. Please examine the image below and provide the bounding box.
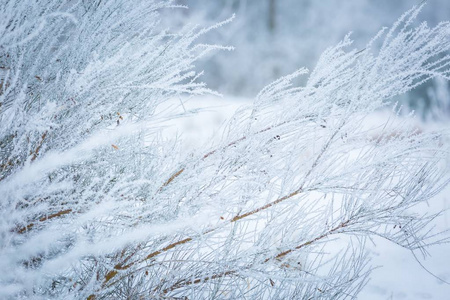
[160,219,351,295]
[16,209,73,234]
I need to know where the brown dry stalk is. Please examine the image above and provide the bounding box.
[158,122,286,192]
[231,189,302,222]
[161,219,351,294]
[31,131,48,162]
[0,159,13,171]
[157,137,247,192]
[202,136,247,160]
[162,270,237,294]
[16,209,72,234]
[102,246,144,284]
[158,168,185,191]
[268,219,350,262]
[103,236,193,285]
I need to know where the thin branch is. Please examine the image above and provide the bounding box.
[15,209,73,234]
[161,219,351,295]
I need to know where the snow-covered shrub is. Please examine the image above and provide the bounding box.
[0,0,228,298]
[1,1,449,299]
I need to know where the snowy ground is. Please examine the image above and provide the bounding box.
[159,95,450,299]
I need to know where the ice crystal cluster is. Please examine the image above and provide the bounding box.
[1,1,449,299]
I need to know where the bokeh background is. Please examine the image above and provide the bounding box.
[163,0,450,121]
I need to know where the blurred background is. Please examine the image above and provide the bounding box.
[163,0,450,121]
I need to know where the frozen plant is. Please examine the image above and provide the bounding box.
[0,0,231,298]
[1,1,450,299]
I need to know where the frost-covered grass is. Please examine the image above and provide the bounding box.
[168,95,450,299]
[1,1,450,299]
